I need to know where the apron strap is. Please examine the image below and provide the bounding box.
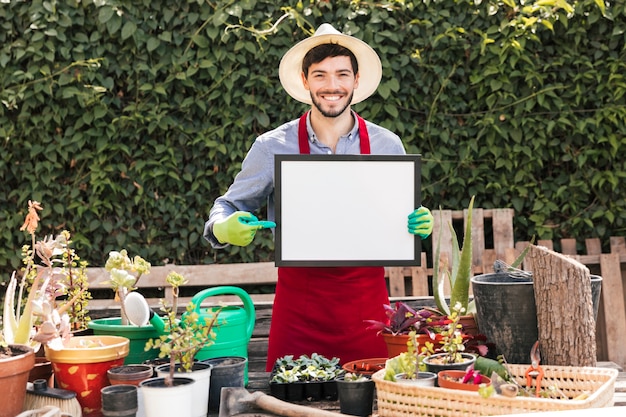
[298,111,370,154]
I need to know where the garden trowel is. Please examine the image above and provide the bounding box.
[219,387,346,417]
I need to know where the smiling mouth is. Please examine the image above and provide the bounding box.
[320,93,343,102]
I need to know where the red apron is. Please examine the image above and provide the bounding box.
[266,112,389,371]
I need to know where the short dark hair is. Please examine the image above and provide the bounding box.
[302,43,359,78]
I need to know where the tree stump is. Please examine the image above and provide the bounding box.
[527,245,596,367]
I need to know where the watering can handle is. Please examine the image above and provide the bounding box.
[189,286,256,339]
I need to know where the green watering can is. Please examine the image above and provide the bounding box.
[187,286,255,384]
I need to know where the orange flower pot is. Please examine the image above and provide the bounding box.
[437,369,491,391]
[45,335,129,417]
[382,333,439,358]
[0,344,35,417]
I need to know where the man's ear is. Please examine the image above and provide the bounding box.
[301,71,310,92]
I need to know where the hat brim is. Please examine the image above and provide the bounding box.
[279,32,382,105]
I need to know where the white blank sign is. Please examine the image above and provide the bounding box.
[275,155,421,266]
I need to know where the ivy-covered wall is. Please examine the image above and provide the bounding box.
[1,0,625,276]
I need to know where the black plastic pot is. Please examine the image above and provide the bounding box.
[471,272,602,364]
[422,353,476,386]
[335,377,375,417]
[200,356,247,413]
[101,384,138,417]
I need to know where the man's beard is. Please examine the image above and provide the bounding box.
[310,90,354,118]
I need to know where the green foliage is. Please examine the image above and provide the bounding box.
[1,0,625,280]
[434,196,475,316]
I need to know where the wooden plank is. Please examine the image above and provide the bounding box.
[600,253,626,368]
[87,262,279,289]
[388,267,405,297]
[481,249,496,275]
[410,253,429,297]
[560,238,577,255]
[432,209,453,295]
[492,208,514,260]
[586,238,602,255]
[611,236,626,254]
[537,239,553,250]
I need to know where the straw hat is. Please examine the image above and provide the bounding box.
[279,23,382,105]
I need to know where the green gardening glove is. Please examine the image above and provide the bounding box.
[408,206,434,239]
[213,211,276,246]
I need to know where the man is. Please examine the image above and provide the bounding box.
[203,23,434,370]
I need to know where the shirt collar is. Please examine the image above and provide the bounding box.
[306,110,359,144]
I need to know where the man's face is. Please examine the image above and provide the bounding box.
[302,56,359,118]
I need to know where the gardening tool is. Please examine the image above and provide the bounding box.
[23,379,82,417]
[219,387,348,417]
[524,341,544,397]
[124,291,166,333]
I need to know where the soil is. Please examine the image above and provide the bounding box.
[0,344,30,359]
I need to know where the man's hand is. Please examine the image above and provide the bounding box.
[213,211,276,246]
[408,206,434,239]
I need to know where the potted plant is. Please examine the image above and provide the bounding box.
[269,353,343,402]
[1,200,93,417]
[364,301,445,357]
[140,271,223,417]
[88,249,161,364]
[335,372,376,417]
[437,365,492,392]
[422,302,477,376]
[431,196,477,336]
[0,343,35,417]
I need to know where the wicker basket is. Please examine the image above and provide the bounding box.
[373,364,618,416]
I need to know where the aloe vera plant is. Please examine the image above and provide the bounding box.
[433,197,533,317]
[433,196,476,316]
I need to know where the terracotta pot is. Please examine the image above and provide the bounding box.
[341,357,387,376]
[382,333,439,358]
[0,344,35,417]
[45,335,129,417]
[107,364,154,386]
[459,314,479,336]
[437,369,491,391]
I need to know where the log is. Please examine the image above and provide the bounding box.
[527,245,596,367]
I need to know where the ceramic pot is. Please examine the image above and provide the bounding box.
[139,377,195,417]
[200,356,247,413]
[108,364,154,386]
[335,376,375,417]
[0,344,35,417]
[437,369,491,391]
[459,314,479,336]
[342,357,386,376]
[101,384,138,417]
[382,333,435,358]
[45,335,130,417]
[156,362,212,417]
